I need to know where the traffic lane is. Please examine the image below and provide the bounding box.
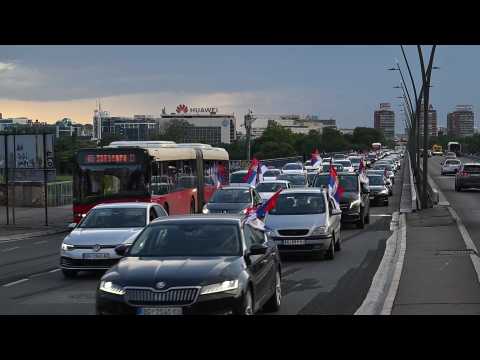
[268,164,403,315]
[0,233,65,285]
[428,155,480,252]
[0,163,403,315]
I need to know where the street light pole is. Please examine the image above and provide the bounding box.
[417,45,437,208]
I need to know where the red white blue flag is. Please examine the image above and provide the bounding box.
[243,158,260,186]
[310,148,322,167]
[328,164,344,208]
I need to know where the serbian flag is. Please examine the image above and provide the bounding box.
[328,164,344,208]
[214,162,227,188]
[310,149,322,167]
[256,188,283,218]
[359,159,366,174]
[243,158,259,186]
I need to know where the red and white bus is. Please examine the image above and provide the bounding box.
[72,141,229,223]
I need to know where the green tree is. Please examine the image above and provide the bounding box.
[157,119,194,143]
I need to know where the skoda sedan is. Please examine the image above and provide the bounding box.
[95,215,282,315]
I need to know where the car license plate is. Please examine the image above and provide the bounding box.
[137,307,183,315]
[282,239,306,246]
[83,253,110,259]
[369,195,375,200]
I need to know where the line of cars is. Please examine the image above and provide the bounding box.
[60,151,403,315]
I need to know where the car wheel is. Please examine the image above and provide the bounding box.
[384,199,389,206]
[263,270,282,313]
[334,232,342,251]
[356,209,365,229]
[365,211,370,224]
[325,237,335,260]
[190,199,196,214]
[456,185,462,192]
[62,269,78,278]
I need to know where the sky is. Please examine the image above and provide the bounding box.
[0,45,477,134]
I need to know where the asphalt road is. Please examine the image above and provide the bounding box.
[428,155,480,252]
[0,165,404,315]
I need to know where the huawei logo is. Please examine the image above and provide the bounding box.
[176,104,188,113]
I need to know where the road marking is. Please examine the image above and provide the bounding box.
[2,246,20,253]
[371,214,392,217]
[49,269,61,273]
[447,207,480,282]
[2,278,29,287]
[34,240,48,245]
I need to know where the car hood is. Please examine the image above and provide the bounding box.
[262,176,278,181]
[265,213,327,232]
[108,256,241,288]
[282,170,304,175]
[65,228,143,246]
[206,203,251,212]
[370,185,387,192]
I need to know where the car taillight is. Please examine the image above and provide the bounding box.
[460,171,469,177]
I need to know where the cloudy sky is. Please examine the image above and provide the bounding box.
[0,45,477,133]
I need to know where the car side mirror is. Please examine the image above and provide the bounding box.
[68,223,77,230]
[115,244,130,257]
[249,244,268,256]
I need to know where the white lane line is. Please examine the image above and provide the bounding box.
[34,240,48,245]
[371,214,392,217]
[49,268,61,273]
[1,246,20,253]
[2,278,29,287]
[447,206,480,282]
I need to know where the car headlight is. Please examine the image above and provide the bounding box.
[379,189,389,195]
[200,280,239,295]
[349,199,361,209]
[61,243,74,251]
[202,205,210,214]
[99,281,125,296]
[311,226,327,236]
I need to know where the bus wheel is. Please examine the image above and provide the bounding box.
[164,204,170,215]
[190,199,196,214]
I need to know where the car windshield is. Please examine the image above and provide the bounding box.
[256,182,288,192]
[335,160,352,167]
[263,170,280,177]
[277,174,307,185]
[129,222,241,257]
[373,164,393,171]
[313,174,359,192]
[210,188,251,203]
[230,172,247,183]
[446,160,461,165]
[349,158,361,164]
[269,193,325,215]
[322,164,343,172]
[79,208,146,228]
[464,165,480,173]
[283,164,302,170]
[368,176,385,186]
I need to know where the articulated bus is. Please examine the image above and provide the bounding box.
[72,141,229,223]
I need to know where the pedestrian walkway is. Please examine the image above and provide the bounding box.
[392,206,480,314]
[0,205,72,241]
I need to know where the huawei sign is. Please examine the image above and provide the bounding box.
[176,104,189,113]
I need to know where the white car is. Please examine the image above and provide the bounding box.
[262,168,282,181]
[256,180,292,201]
[333,160,355,173]
[282,162,306,175]
[60,202,167,278]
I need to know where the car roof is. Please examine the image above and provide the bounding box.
[258,180,290,184]
[283,162,303,166]
[279,188,325,195]
[150,214,243,225]
[218,186,252,190]
[463,163,480,166]
[93,202,153,209]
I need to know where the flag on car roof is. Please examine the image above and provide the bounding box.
[243,158,260,186]
[244,188,283,221]
[258,162,269,182]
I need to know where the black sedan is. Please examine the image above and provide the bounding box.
[202,186,263,215]
[96,215,282,315]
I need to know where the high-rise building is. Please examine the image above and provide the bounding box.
[447,105,474,138]
[418,103,438,138]
[374,103,395,140]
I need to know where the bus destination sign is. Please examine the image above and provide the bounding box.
[85,154,136,164]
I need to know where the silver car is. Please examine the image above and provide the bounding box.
[60,202,167,277]
[264,188,342,260]
[441,159,462,175]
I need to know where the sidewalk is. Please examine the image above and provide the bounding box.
[391,206,480,314]
[0,205,72,241]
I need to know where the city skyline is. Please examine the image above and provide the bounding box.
[0,45,479,132]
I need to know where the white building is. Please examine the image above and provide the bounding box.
[250,114,324,138]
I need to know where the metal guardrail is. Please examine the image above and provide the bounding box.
[47,181,72,207]
[408,152,418,211]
